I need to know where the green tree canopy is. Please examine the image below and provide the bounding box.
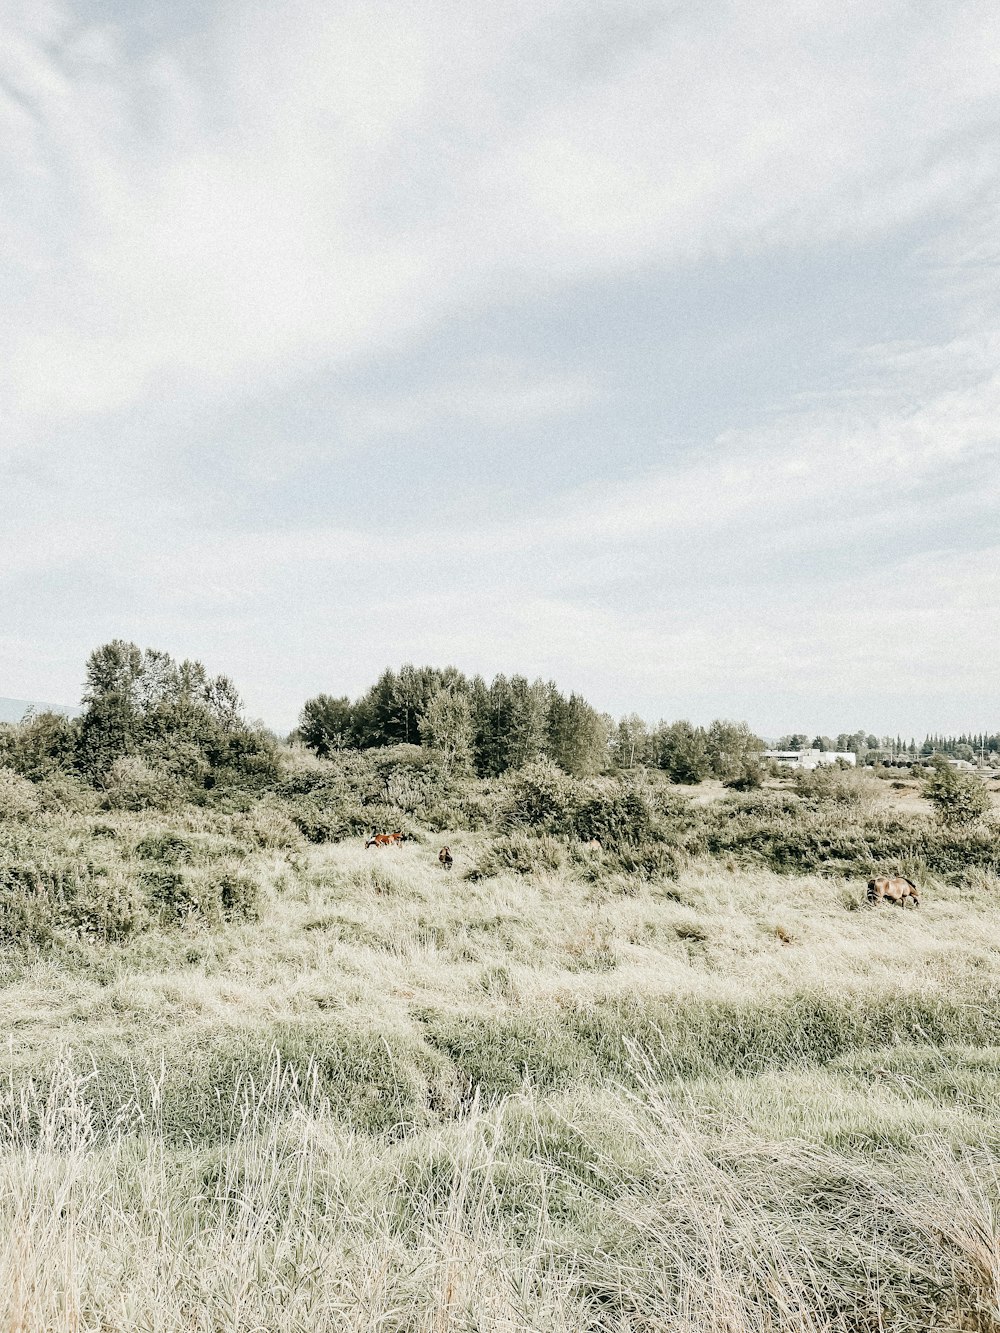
[77,640,275,789]
[922,758,991,827]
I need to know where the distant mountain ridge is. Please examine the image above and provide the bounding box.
[0,697,82,724]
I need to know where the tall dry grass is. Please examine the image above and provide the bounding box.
[4,825,1000,1329]
[3,1050,1000,1331]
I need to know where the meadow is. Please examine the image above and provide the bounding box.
[3,761,1000,1331]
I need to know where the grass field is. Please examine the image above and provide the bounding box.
[3,806,1000,1332]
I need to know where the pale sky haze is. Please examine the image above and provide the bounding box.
[2,0,999,736]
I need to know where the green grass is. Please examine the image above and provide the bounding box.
[4,817,1000,1329]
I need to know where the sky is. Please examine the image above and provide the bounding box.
[2,0,999,737]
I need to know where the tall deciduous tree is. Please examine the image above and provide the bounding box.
[652,720,709,784]
[705,720,765,784]
[611,713,651,769]
[298,695,354,756]
[421,686,474,776]
[546,689,609,777]
[77,640,274,787]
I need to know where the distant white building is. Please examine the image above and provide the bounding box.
[763,748,857,770]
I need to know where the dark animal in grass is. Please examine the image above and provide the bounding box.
[365,831,404,849]
[438,846,453,870]
[867,875,920,908]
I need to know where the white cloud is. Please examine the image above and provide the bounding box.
[2,0,999,427]
[2,1,1000,731]
[3,322,986,730]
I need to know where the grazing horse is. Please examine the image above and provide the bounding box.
[365,831,404,849]
[867,875,920,908]
[438,846,453,870]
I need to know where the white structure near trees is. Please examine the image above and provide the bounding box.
[763,748,857,770]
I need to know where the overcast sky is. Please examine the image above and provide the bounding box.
[2,0,999,736]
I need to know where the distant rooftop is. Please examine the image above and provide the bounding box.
[763,748,857,769]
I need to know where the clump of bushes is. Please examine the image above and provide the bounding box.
[0,767,40,821]
[289,797,371,844]
[100,757,167,811]
[793,765,883,811]
[697,788,1000,881]
[501,760,580,834]
[472,833,569,879]
[573,778,660,849]
[0,859,146,945]
[144,865,263,925]
[598,841,680,881]
[0,808,272,949]
[501,762,668,847]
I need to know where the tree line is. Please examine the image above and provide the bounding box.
[297,667,766,785]
[773,732,1000,763]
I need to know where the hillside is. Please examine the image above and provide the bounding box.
[0,695,80,724]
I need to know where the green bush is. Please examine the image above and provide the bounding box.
[696,789,1000,880]
[0,710,79,780]
[501,760,580,833]
[573,778,659,849]
[101,756,182,811]
[33,773,99,814]
[145,865,264,924]
[472,833,569,879]
[233,800,303,850]
[0,767,40,821]
[0,858,146,945]
[216,871,264,922]
[0,865,56,946]
[923,761,992,827]
[793,765,882,809]
[289,798,359,844]
[600,840,680,881]
[135,831,196,864]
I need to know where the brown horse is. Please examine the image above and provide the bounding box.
[867,875,920,908]
[438,846,453,870]
[365,831,404,849]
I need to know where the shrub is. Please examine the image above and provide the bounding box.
[601,840,679,881]
[573,778,659,849]
[724,764,763,791]
[216,871,264,922]
[33,773,98,814]
[454,783,503,830]
[651,720,710,783]
[473,833,569,879]
[501,760,580,833]
[793,765,882,810]
[923,762,992,828]
[234,800,303,851]
[146,865,264,924]
[0,709,79,779]
[0,767,40,821]
[0,865,56,945]
[289,800,352,844]
[101,756,181,811]
[63,867,147,941]
[136,831,196,864]
[0,856,148,946]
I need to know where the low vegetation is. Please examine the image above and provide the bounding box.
[3,643,1000,1329]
